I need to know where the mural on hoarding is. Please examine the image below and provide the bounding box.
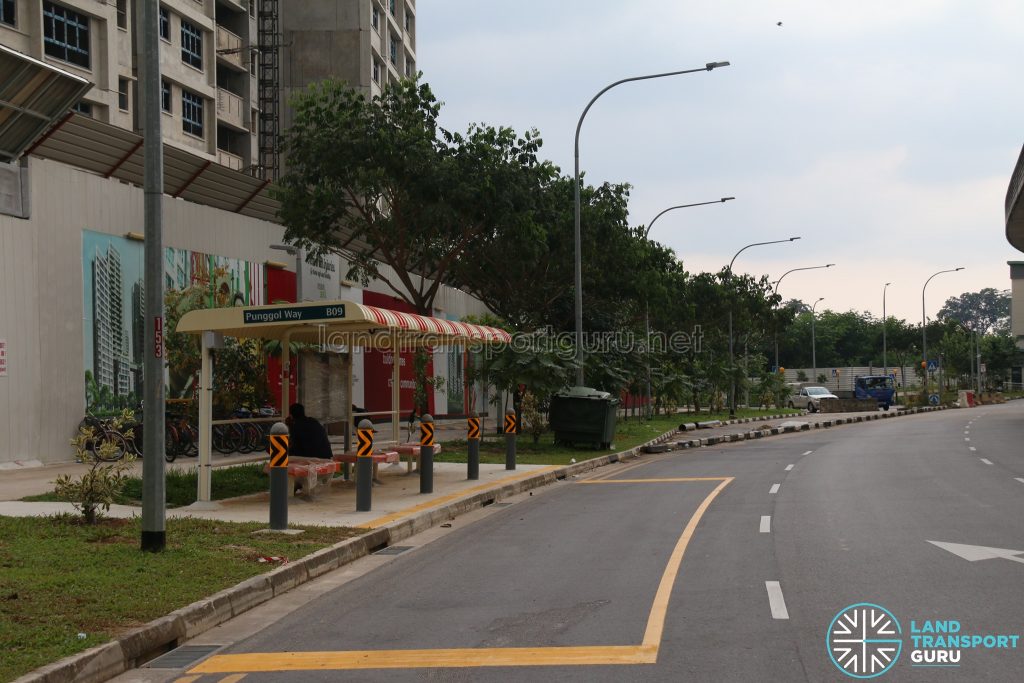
[82,230,265,411]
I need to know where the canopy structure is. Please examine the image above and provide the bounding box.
[176,300,511,503]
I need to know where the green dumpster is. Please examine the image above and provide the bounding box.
[549,386,619,449]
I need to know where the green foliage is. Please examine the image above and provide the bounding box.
[520,390,547,444]
[118,463,270,507]
[938,288,1011,335]
[56,411,137,524]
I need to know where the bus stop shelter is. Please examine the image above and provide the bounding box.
[176,300,511,502]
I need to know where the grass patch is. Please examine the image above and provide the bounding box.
[22,463,271,507]
[0,514,360,682]
[435,408,799,466]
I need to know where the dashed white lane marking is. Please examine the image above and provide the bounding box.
[965,438,971,442]
[969,446,977,452]
[980,459,993,466]
[802,450,813,456]
[765,581,790,619]
[769,484,781,494]
[785,464,794,471]
[1016,478,1024,485]
[760,516,771,533]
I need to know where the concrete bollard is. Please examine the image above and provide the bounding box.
[504,409,517,470]
[268,422,289,530]
[419,414,435,494]
[467,415,481,480]
[356,419,374,512]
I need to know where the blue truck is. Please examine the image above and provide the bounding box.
[854,375,896,410]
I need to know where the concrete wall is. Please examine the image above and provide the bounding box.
[1010,262,1024,350]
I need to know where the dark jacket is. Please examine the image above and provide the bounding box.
[288,416,333,459]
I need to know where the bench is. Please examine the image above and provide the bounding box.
[333,450,400,485]
[393,443,443,474]
[263,457,339,498]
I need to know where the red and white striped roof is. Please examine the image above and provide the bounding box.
[357,304,511,343]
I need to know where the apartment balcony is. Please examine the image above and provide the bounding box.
[216,88,246,130]
[216,26,246,71]
[216,148,244,171]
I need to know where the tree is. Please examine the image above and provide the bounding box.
[938,288,1011,334]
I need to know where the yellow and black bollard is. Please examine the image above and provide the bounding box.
[504,408,517,470]
[268,422,289,530]
[419,414,435,494]
[356,419,374,512]
[466,414,481,480]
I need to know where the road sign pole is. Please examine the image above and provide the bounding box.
[467,415,481,480]
[419,414,434,494]
[504,409,517,470]
[356,419,374,512]
[268,422,289,531]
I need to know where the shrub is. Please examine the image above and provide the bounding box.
[56,410,137,524]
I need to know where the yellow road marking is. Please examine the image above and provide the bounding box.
[190,645,657,672]
[578,477,729,484]
[190,476,731,673]
[356,466,561,529]
[219,675,247,682]
[173,677,201,683]
[642,477,733,647]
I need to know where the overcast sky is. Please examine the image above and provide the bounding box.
[418,0,1024,323]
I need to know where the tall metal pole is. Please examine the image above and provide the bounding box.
[139,0,166,552]
[922,267,964,398]
[727,237,800,417]
[573,62,730,386]
[771,263,834,371]
[883,282,891,375]
[642,196,734,418]
[812,297,824,384]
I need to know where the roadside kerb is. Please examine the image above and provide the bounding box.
[15,405,945,683]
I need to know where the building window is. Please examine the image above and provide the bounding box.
[72,101,92,116]
[404,8,412,33]
[389,35,397,64]
[161,79,171,113]
[0,0,14,27]
[116,0,127,29]
[182,89,204,137]
[250,108,258,132]
[372,59,380,84]
[371,5,379,30]
[43,2,91,69]
[405,59,414,78]
[159,7,169,41]
[118,78,129,111]
[181,20,203,70]
[388,0,395,16]
[248,0,255,19]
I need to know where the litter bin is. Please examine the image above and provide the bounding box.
[549,386,619,449]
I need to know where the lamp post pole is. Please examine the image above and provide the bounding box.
[573,61,730,386]
[642,196,734,418]
[921,267,964,399]
[727,237,800,417]
[811,297,824,383]
[271,244,304,302]
[771,263,834,371]
[883,282,892,375]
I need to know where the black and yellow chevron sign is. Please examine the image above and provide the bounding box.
[268,434,289,467]
[504,413,517,434]
[420,421,435,447]
[467,417,481,440]
[357,428,374,457]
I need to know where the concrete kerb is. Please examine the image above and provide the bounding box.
[15,405,950,683]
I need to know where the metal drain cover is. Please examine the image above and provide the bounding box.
[145,645,221,669]
[374,545,414,555]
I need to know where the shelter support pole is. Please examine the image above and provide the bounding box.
[197,335,213,502]
[280,332,291,417]
[345,341,354,452]
[391,333,400,444]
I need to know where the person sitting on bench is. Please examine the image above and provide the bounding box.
[286,403,333,494]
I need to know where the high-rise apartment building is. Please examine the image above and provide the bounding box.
[0,1,416,181]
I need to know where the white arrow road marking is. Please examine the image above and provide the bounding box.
[760,515,771,533]
[1016,478,1024,485]
[765,581,789,619]
[802,450,813,455]
[980,458,993,465]
[769,484,780,494]
[785,464,794,471]
[928,540,1024,565]
[969,446,976,451]
[965,438,971,442]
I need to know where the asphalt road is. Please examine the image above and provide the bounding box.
[164,402,1024,682]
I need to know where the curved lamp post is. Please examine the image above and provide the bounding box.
[641,196,735,418]
[921,267,964,399]
[771,263,835,370]
[727,237,800,416]
[882,282,892,375]
[811,297,825,383]
[573,61,731,385]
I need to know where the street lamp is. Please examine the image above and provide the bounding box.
[882,282,892,375]
[642,196,735,418]
[727,236,800,416]
[270,244,304,302]
[811,297,825,383]
[921,267,964,400]
[573,61,731,385]
[771,263,835,370]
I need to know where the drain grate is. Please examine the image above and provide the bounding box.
[145,645,221,669]
[374,545,414,556]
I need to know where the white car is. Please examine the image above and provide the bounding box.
[790,386,838,412]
